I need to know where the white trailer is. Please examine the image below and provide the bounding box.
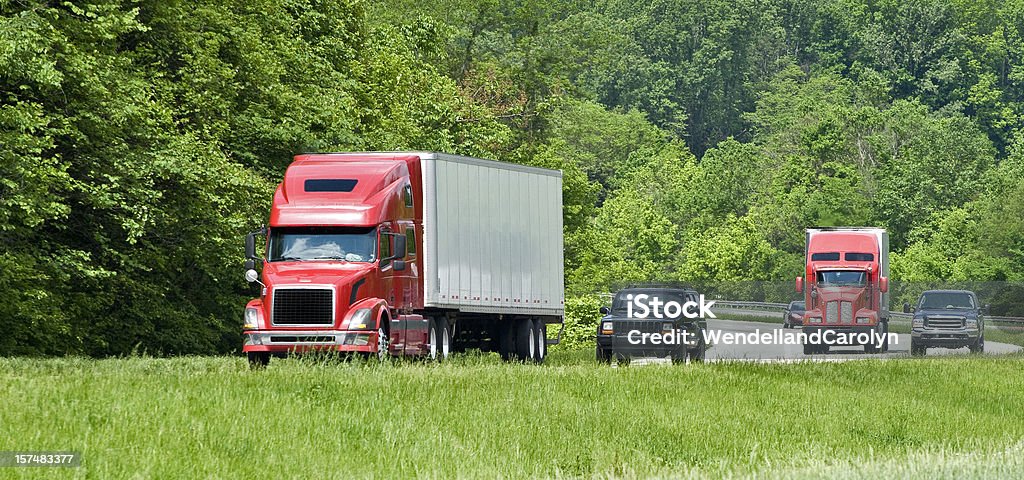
[421,153,564,317]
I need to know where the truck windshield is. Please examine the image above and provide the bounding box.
[920,293,975,310]
[816,270,866,287]
[268,227,377,262]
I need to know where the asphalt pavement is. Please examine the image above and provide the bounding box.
[700,318,1022,362]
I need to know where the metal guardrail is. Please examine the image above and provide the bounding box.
[713,300,1024,325]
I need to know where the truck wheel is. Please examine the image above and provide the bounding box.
[880,322,890,353]
[515,317,536,362]
[802,342,816,355]
[532,319,546,363]
[436,317,452,361]
[969,333,984,354]
[498,322,515,361]
[247,352,270,369]
[427,318,439,360]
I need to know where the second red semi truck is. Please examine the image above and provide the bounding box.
[796,227,890,355]
[242,152,564,366]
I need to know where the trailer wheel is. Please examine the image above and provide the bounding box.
[247,352,270,369]
[532,319,546,364]
[436,317,452,361]
[515,318,536,362]
[498,322,515,361]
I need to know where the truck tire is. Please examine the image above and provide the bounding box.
[687,334,706,363]
[436,316,452,361]
[969,333,984,354]
[910,340,926,356]
[498,322,515,361]
[427,318,439,360]
[532,319,546,363]
[802,342,816,355]
[515,317,536,362]
[880,321,890,353]
[864,324,881,354]
[247,352,270,369]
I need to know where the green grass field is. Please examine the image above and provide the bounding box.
[2,352,1024,479]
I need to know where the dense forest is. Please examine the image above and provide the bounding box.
[3,0,1023,355]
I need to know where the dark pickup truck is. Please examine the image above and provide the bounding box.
[905,290,987,356]
[595,286,707,363]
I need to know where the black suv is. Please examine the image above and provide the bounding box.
[596,286,707,363]
[905,290,987,356]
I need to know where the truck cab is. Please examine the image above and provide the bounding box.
[796,228,890,355]
[906,290,987,356]
[242,154,426,366]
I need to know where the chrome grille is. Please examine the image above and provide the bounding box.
[926,316,964,329]
[826,301,839,323]
[841,301,853,324]
[272,288,334,326]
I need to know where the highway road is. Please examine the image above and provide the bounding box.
[701,318,1022,362]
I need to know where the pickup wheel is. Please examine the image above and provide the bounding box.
[910,340,926,356]
[247,352,270,369]
[515,317,536,362]
[969,333,984,354]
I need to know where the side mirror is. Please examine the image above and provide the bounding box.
[244,259,255,271]
[392,259,406,271]
[795,276,803,293]
[903,303,910,314]
[600,306,610,315]
[245,227,266,261]
[879,276,889,293]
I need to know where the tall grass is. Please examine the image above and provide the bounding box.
[1,353,1023,478]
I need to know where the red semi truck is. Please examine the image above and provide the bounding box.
[241,152,564,366]
[795,227,890,355]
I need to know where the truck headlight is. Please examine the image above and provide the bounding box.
[244,308,259,330]
[348,308,372,329]
[856,317,870,325]
[913,317,924,328]
[601,322,613,335]
[807,317,822,324]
